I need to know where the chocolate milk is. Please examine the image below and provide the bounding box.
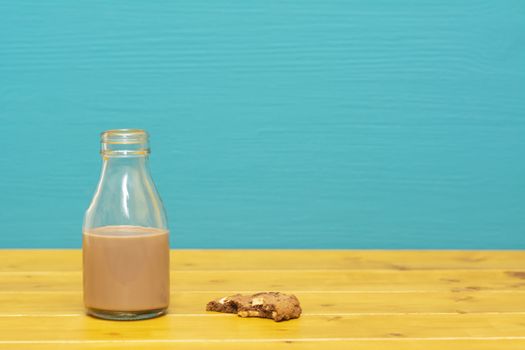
[83,225,169,312]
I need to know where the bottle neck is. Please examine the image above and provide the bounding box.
[101,144,150,159]
[101,156,150,181]
[103,155,148,166]
[98,129,153,211]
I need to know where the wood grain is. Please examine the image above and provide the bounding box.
[2,250,525,272]
[0,249,524,349]
[0,291,523,315]
[2,269,525,292]
[2,340,525,350]
[0,314,525,341]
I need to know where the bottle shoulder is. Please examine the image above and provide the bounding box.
[84,160,168,230]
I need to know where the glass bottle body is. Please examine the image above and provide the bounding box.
[83,129,169,320]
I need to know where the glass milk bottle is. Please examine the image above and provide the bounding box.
[83,129,169,320]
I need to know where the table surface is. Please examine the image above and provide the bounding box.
[0,250,524,349]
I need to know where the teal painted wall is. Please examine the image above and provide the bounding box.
[1,1,524,248]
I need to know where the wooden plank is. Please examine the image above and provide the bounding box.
[2,250,524,349]
[2,250,525,272]
[0,270,524,292]
[0,314,524,341]
[2,340,525,350]
[0,291,523,316]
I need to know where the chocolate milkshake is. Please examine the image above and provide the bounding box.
[83,225,169,319]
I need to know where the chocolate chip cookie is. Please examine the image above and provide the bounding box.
[206,292,301,322]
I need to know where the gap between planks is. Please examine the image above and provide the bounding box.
[1,268,524,274]
[2,312,525,318]
[2,290,525,294]
[2,337,525,344]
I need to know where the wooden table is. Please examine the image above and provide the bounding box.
[0,250,524,349]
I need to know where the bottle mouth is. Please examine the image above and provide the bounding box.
[101,129,148,144]
[100,129,150,158]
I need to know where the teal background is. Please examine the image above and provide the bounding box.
[1,1,524,248]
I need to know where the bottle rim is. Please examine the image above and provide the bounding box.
[101,129,148,144]
[100,129,150,158]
